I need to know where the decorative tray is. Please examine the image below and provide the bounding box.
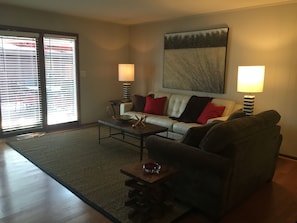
[113,115,131,122]
[142,162,161,174]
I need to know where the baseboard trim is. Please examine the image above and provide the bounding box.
[279,153,297,161]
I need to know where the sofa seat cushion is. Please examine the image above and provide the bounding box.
[145,114,177,131]
[172,121,202,135]
[122,111,176,131]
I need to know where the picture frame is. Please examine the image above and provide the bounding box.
[163,27,229,93]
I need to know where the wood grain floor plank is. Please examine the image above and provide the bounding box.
[0,141,112,223]
[1,140,297,223]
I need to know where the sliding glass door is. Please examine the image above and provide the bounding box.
[0,29,79,136]
[44,36,78,125]
[0,35,43,132]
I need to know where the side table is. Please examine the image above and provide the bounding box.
[109,99,125,117]
[120,161,177,222]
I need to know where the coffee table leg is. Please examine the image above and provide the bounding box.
[98,124,101,144]
[140,137,144,161]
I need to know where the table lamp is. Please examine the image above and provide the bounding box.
[118,64,134,102]
[237,66,265,116]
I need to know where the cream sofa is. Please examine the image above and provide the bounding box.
[120,92,242,139]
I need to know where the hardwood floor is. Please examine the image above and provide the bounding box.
[0,140,112,223]
[1,140,297,223]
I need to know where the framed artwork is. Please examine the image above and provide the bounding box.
[163,27,229,93]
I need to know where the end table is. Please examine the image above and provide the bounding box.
[120,161,177,222]
[109,99,124,117]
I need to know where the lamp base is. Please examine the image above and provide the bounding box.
[122,82,131,102]
[243,95,255,116]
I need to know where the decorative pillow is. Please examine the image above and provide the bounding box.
[177,96,212,123]
[131,94,154,112]
[143,96,167,115]
[227,109,246,121]
[197,102,225,124]
[182,120,222,148]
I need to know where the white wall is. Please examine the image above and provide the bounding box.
[0,4,130,123]
[129,3,297,158]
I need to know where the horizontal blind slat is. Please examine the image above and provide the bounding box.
[44,37,78,125]
[0,35,42,132]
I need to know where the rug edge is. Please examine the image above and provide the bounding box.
[7,141,122,223]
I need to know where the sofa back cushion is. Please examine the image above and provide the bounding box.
[199,110,281,154]
[166,94,191,117]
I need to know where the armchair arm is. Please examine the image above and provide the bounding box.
[120,102,133,115]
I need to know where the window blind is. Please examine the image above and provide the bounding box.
[43,36,78,125]
[0,35,42,132]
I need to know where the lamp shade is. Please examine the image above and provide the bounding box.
[118,64,134,82]
[237,66,265,93]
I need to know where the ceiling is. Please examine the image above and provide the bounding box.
[0,0,295,25]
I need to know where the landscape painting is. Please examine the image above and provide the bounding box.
[163,27,229,93]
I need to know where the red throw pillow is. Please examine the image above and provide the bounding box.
[197,102,225,124]
[143,96,167,115]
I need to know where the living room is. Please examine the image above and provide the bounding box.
[0,1,296,158]
[0,1,297,223]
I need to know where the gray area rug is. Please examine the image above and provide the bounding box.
[7,127,189,223]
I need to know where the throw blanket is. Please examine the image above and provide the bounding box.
[177,95,212,123]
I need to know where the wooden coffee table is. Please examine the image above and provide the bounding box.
[98,118,168,160]
[120,161,177,222]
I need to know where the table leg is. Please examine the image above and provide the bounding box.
[140,137,144,161]
[111,104,116,117]
[98,124,101,144]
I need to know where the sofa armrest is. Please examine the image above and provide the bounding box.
[146,135,231,176]
[207,116,229,123]
[120,102,133,115]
